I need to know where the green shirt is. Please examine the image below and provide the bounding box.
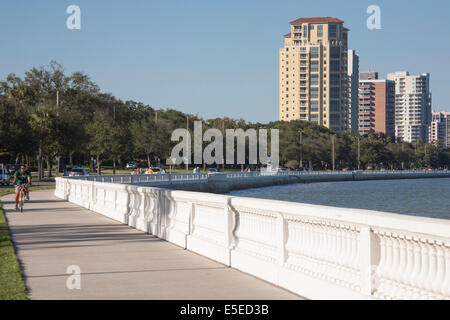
[13,171,31,185]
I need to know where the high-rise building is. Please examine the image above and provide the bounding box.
[387,71,432,143]
[429,111,450,148]
[348,50,359,132]
[358,72,396,138]
[279,17,349,131]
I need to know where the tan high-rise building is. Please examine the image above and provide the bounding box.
[279,17,349,131]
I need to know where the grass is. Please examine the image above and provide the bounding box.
[0,203,27,300]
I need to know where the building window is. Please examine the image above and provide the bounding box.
[330,101,340,112]
[317,25,323,37]
[310,60,319,72]
[310,47,319,59]
[330,74,340,86]
[330,114,340,126]
[310,100,319,112]
[329,24,337,38]
[330,61,340,72]
[330,87,340,99]
[330,46,340,59]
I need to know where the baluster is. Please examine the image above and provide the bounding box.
[375,233,387,298]
[402,238,415,299]
[409,238,423,299]
[322,223,331,266]
[417,239,430,297]
[336,225,348,285]
[350,229,360,287]
[424,241,437,298]
[331,224,342,282]
[330,226,341,283]
[317,223,326,278]
[432,242,445,298]
[304,221,312,258]
[383,235,394,298]
[306,221,314,272]
[300,219,308,269]
[389,235,402,298]
[441,245,450,297]
[340,227,352,285]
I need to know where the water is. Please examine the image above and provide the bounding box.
[230,178,450,220]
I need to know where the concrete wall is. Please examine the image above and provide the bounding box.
[55,177,450,300]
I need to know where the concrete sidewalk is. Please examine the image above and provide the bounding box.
[1,190,302,300]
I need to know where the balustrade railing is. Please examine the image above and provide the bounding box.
[54,177,450,300]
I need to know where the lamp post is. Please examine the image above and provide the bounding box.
[331,134,336,171]
[186,116,189,171]
[299,129,303,169]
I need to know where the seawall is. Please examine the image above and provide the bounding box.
[137,171,450,194]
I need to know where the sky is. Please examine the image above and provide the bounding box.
[1,0,449,123]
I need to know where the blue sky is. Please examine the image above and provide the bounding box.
[1,0,449,122]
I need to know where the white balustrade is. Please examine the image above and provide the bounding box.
[54,176,450,300]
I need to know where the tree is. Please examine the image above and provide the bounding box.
[30,106,56,178]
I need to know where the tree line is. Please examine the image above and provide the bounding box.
[0,62,449,178]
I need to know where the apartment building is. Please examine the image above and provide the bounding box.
[348,50,360,132]
[279,17,350,131]
[429,111,450,148]
[387,71,432,143]
[358,72,395,138]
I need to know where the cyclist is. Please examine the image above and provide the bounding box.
[12,165,31,210]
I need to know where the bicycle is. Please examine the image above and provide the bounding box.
[17,183,29,213]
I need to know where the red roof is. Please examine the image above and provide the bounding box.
[284,33,291,38]
[290,17,344,25]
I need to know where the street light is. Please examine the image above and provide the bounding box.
[331,134,336,171]
[299,129,303,169]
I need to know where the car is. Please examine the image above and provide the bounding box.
[207,168,219,174]
[63,166,80,177]
[7,164,19,175]
[126,161,137,169]
[145,167,163,174]
[68,168,89,177]
[0,168,10,185]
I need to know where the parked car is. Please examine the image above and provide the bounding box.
[68,168,89,177]
[64,166,80,176]
[7,164,19,175]
[150,167,164,174]
[126,161,137,169]
[207,168,219,174]
[0,168,10,185]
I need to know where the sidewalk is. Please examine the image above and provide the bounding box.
[1,190,302,300]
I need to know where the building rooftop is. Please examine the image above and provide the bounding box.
[290,17,344,25]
